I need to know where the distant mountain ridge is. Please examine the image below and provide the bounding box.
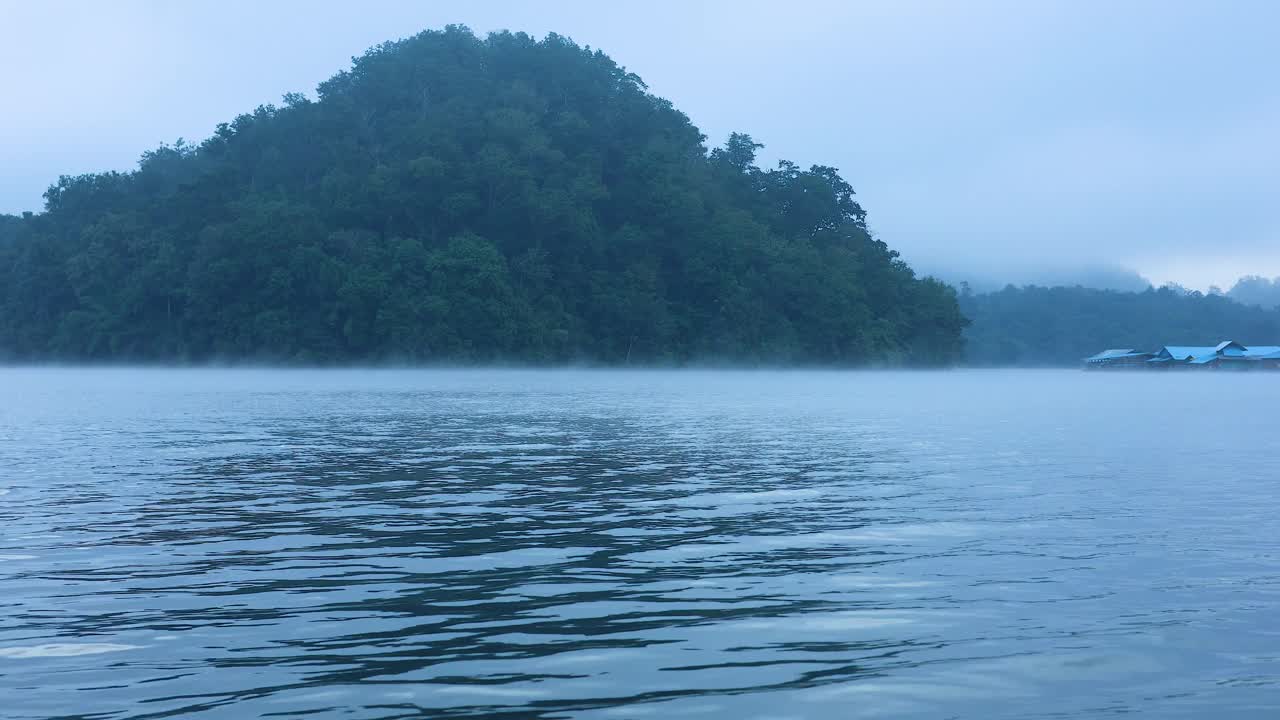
[959,284,1280,366]
[926,264,1153,294]
[1226,275,1280,309]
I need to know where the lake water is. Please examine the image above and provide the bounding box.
[1,368,1277,719]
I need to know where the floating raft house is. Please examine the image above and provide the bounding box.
[1085,341,1280,370]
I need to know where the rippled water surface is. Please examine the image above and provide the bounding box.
[1,368,1278,719]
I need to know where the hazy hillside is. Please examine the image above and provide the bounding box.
[931,264,1153,294]
[960,285,1280,365]
[0,26,964,365]
[1227,276,1280,309]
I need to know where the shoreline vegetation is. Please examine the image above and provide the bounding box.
[960,285,1280,366]
[3,26,1278,368]
[0,26,964,367]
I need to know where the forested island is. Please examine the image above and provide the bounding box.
[0,26,966,366]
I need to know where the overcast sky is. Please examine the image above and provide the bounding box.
[2,0,1277,289]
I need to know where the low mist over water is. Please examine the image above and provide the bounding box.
[2,369,1277,718]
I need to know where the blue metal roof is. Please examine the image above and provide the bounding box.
[1094,343,1280,364]
[1085,348,1140,361]
[1158,346,1217,360]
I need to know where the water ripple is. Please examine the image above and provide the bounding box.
[1,368,1278,718]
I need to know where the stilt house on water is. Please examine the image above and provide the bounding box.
[1084,341,1280,370]
[1081,349,1153,368]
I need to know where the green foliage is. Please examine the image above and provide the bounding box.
[0,26,964,365]
[960,284,1280,365]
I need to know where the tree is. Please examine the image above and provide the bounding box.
[959,284,1280,365]
[0,26,964,366]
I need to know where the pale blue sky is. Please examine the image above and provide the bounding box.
[2,0,1277,288]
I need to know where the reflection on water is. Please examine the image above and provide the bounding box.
[1,369,1277,719]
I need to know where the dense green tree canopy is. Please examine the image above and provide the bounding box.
[960,284,1280,365]
[0,26,965,365]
